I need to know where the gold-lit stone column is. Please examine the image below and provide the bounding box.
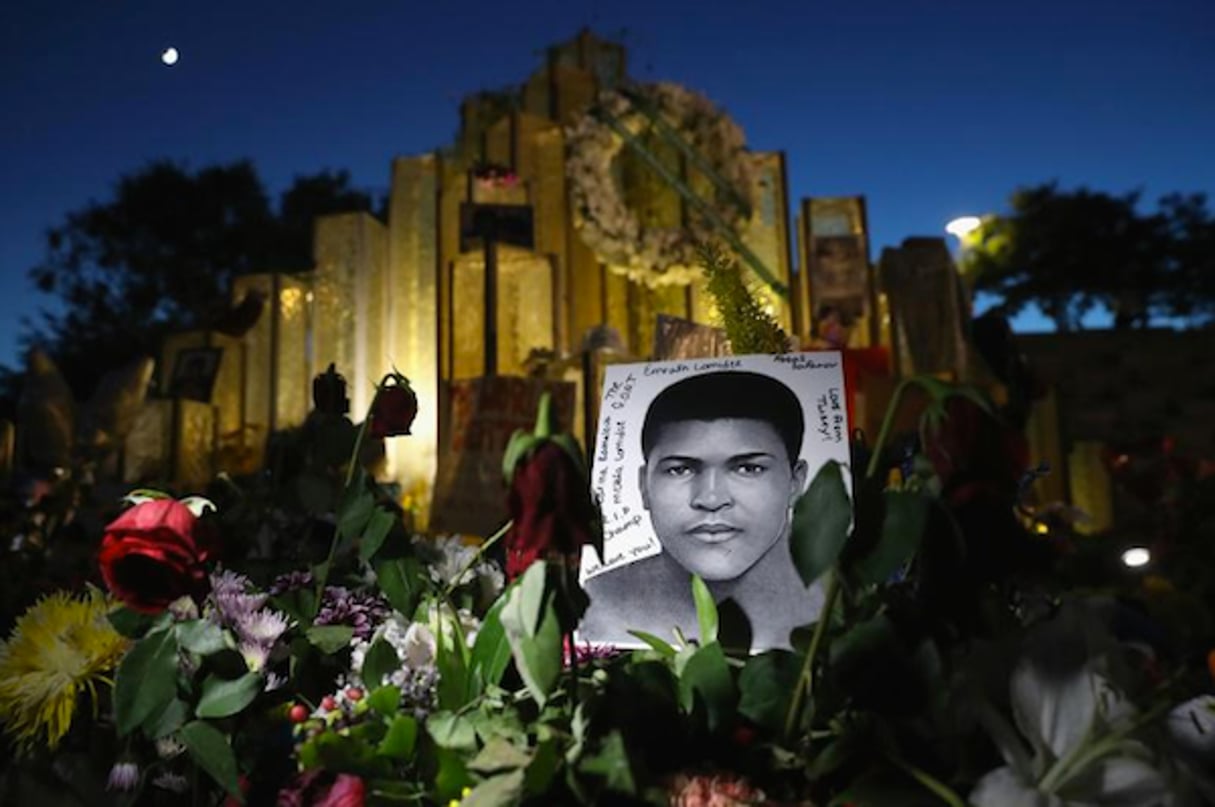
[1068,441,1114,534]
[313,212,388,415]
[275,275,311,429]
[451,248,555,377]
[387,154,440,524]
[531,127,570,351]
[739,152,794,334]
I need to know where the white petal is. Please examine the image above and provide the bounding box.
[1061,756,1172,806]
[1010,659,1097,760]
[1166,695,1215,762]
[971,767,1065,807]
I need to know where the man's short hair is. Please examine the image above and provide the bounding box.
[640,371,804,464]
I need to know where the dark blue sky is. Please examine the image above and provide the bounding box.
[3,0,1213,369]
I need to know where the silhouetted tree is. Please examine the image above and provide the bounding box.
[23,160,374,396]
[963,183,1213,331]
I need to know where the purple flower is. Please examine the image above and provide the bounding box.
[106,762,139,792]
[269,569,314,596]
[313,586,391,641]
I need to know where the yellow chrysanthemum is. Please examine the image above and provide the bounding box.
[0,589,130,753]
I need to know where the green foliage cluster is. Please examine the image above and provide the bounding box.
[699,243,789,354]
[964,182,1215,331]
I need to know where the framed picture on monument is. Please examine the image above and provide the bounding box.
[577,352,851,652]
[169,347,223,403]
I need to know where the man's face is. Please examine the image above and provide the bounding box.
[640,418,808,581]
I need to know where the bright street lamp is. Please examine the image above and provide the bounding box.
[945,216,982,239]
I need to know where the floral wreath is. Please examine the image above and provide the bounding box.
[565,82,756,288]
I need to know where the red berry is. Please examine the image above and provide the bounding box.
[288,704,309,723]
[345,687,364,702]
[321,695,338,711]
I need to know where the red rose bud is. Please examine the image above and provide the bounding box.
[99,498,216,613]
[369,382,418,438]
[505,441,599,580]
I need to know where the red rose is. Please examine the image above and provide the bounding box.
[505,442,598,580]
[313,774,364,807]
[99,499,215,613]
[369,383,418,438]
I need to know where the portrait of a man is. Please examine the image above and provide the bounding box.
[580,364,843,651]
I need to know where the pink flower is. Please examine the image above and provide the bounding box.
[314,774,365,807]
[667,772,765,806]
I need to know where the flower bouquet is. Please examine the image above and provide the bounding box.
[2,353,1213,807]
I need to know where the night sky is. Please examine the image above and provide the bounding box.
[3,0,1213,370]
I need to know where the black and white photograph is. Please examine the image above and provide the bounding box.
[579,352,850,651]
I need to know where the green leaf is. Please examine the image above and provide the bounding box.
[427,711,477,750]
[121,488,171,506]
[359,508,398,563]
[114,629,179,735]
[627,630,677,658]
[851,491,930,585]
[143,696,190,739]
[306,624,355,654]
[790,461,852,587]
[337,480,375,543]
[468,737,531,774]
[578,730,636,794]
[502,431,540,483]
[677,643,736,733]
[378,714,418,760]
[179,720,242,802]
[360,638,400,690]
[501,561,547,638]
[435,623,471,712]
[373,556,424,618]
[738,651,802,732]
[178,496,216,517]
[501,589,562,707]
[195,672,262,718]
[367,684,401,715]
[690,575,718,645]
[467,595,512,699]
[431,747,473,803]
[107,606,155,638]
[524,737,561,795]
[463,770,525,807]
[176,619,229,655]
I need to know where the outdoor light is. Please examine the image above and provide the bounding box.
[1121,547,1151,568]
[945,216,981,239]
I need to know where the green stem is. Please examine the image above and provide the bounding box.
[886,753,968,807]
[619,83,753,216]
[440,519,514,601]
[314,378,390,613]
[1038,699,1172,794]
[594,107,788,299]
[783,571,841,740]
[865,377,914,481]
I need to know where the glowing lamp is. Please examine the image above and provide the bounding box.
[1121,547,1151,568]
[945,216,981,239]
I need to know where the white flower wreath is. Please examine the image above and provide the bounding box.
[565,83,756,288]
